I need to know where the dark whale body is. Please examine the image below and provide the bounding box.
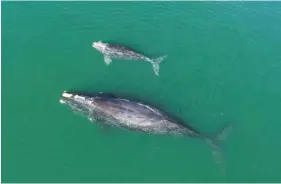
[60,91,231,152]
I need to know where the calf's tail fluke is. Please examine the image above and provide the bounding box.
[150,55,167,76]
[206,124,233,165]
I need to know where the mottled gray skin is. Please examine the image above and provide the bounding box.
[93,41,149,61]
[60,92,205,139]
[103,44,148,61]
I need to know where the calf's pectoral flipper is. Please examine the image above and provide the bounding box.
[104,55,112,65]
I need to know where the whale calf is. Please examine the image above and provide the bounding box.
[60,91,231,161]
[92,41,166,76]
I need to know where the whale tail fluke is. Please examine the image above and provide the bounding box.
[206,124,233,166]
[150,55,167,76]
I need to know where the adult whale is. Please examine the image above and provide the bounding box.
[92,41,166,76]
[60,91,231,162]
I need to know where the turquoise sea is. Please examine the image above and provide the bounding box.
[2,2,281,182]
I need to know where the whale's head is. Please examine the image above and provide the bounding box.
[60,91,94,117]
[92,41,107,53]
[59,91,116,123]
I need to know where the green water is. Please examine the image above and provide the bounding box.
[2,2,281,182]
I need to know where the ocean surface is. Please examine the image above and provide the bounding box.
[2,2,281,182]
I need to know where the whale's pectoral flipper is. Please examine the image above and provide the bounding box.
[104,55,112,65]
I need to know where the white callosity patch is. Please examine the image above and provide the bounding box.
[73,95,94,107]
[92,41,107,53]
[74,95,85,101]
[62,92,72,98]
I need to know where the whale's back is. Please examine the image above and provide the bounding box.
[92,96,186,134]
